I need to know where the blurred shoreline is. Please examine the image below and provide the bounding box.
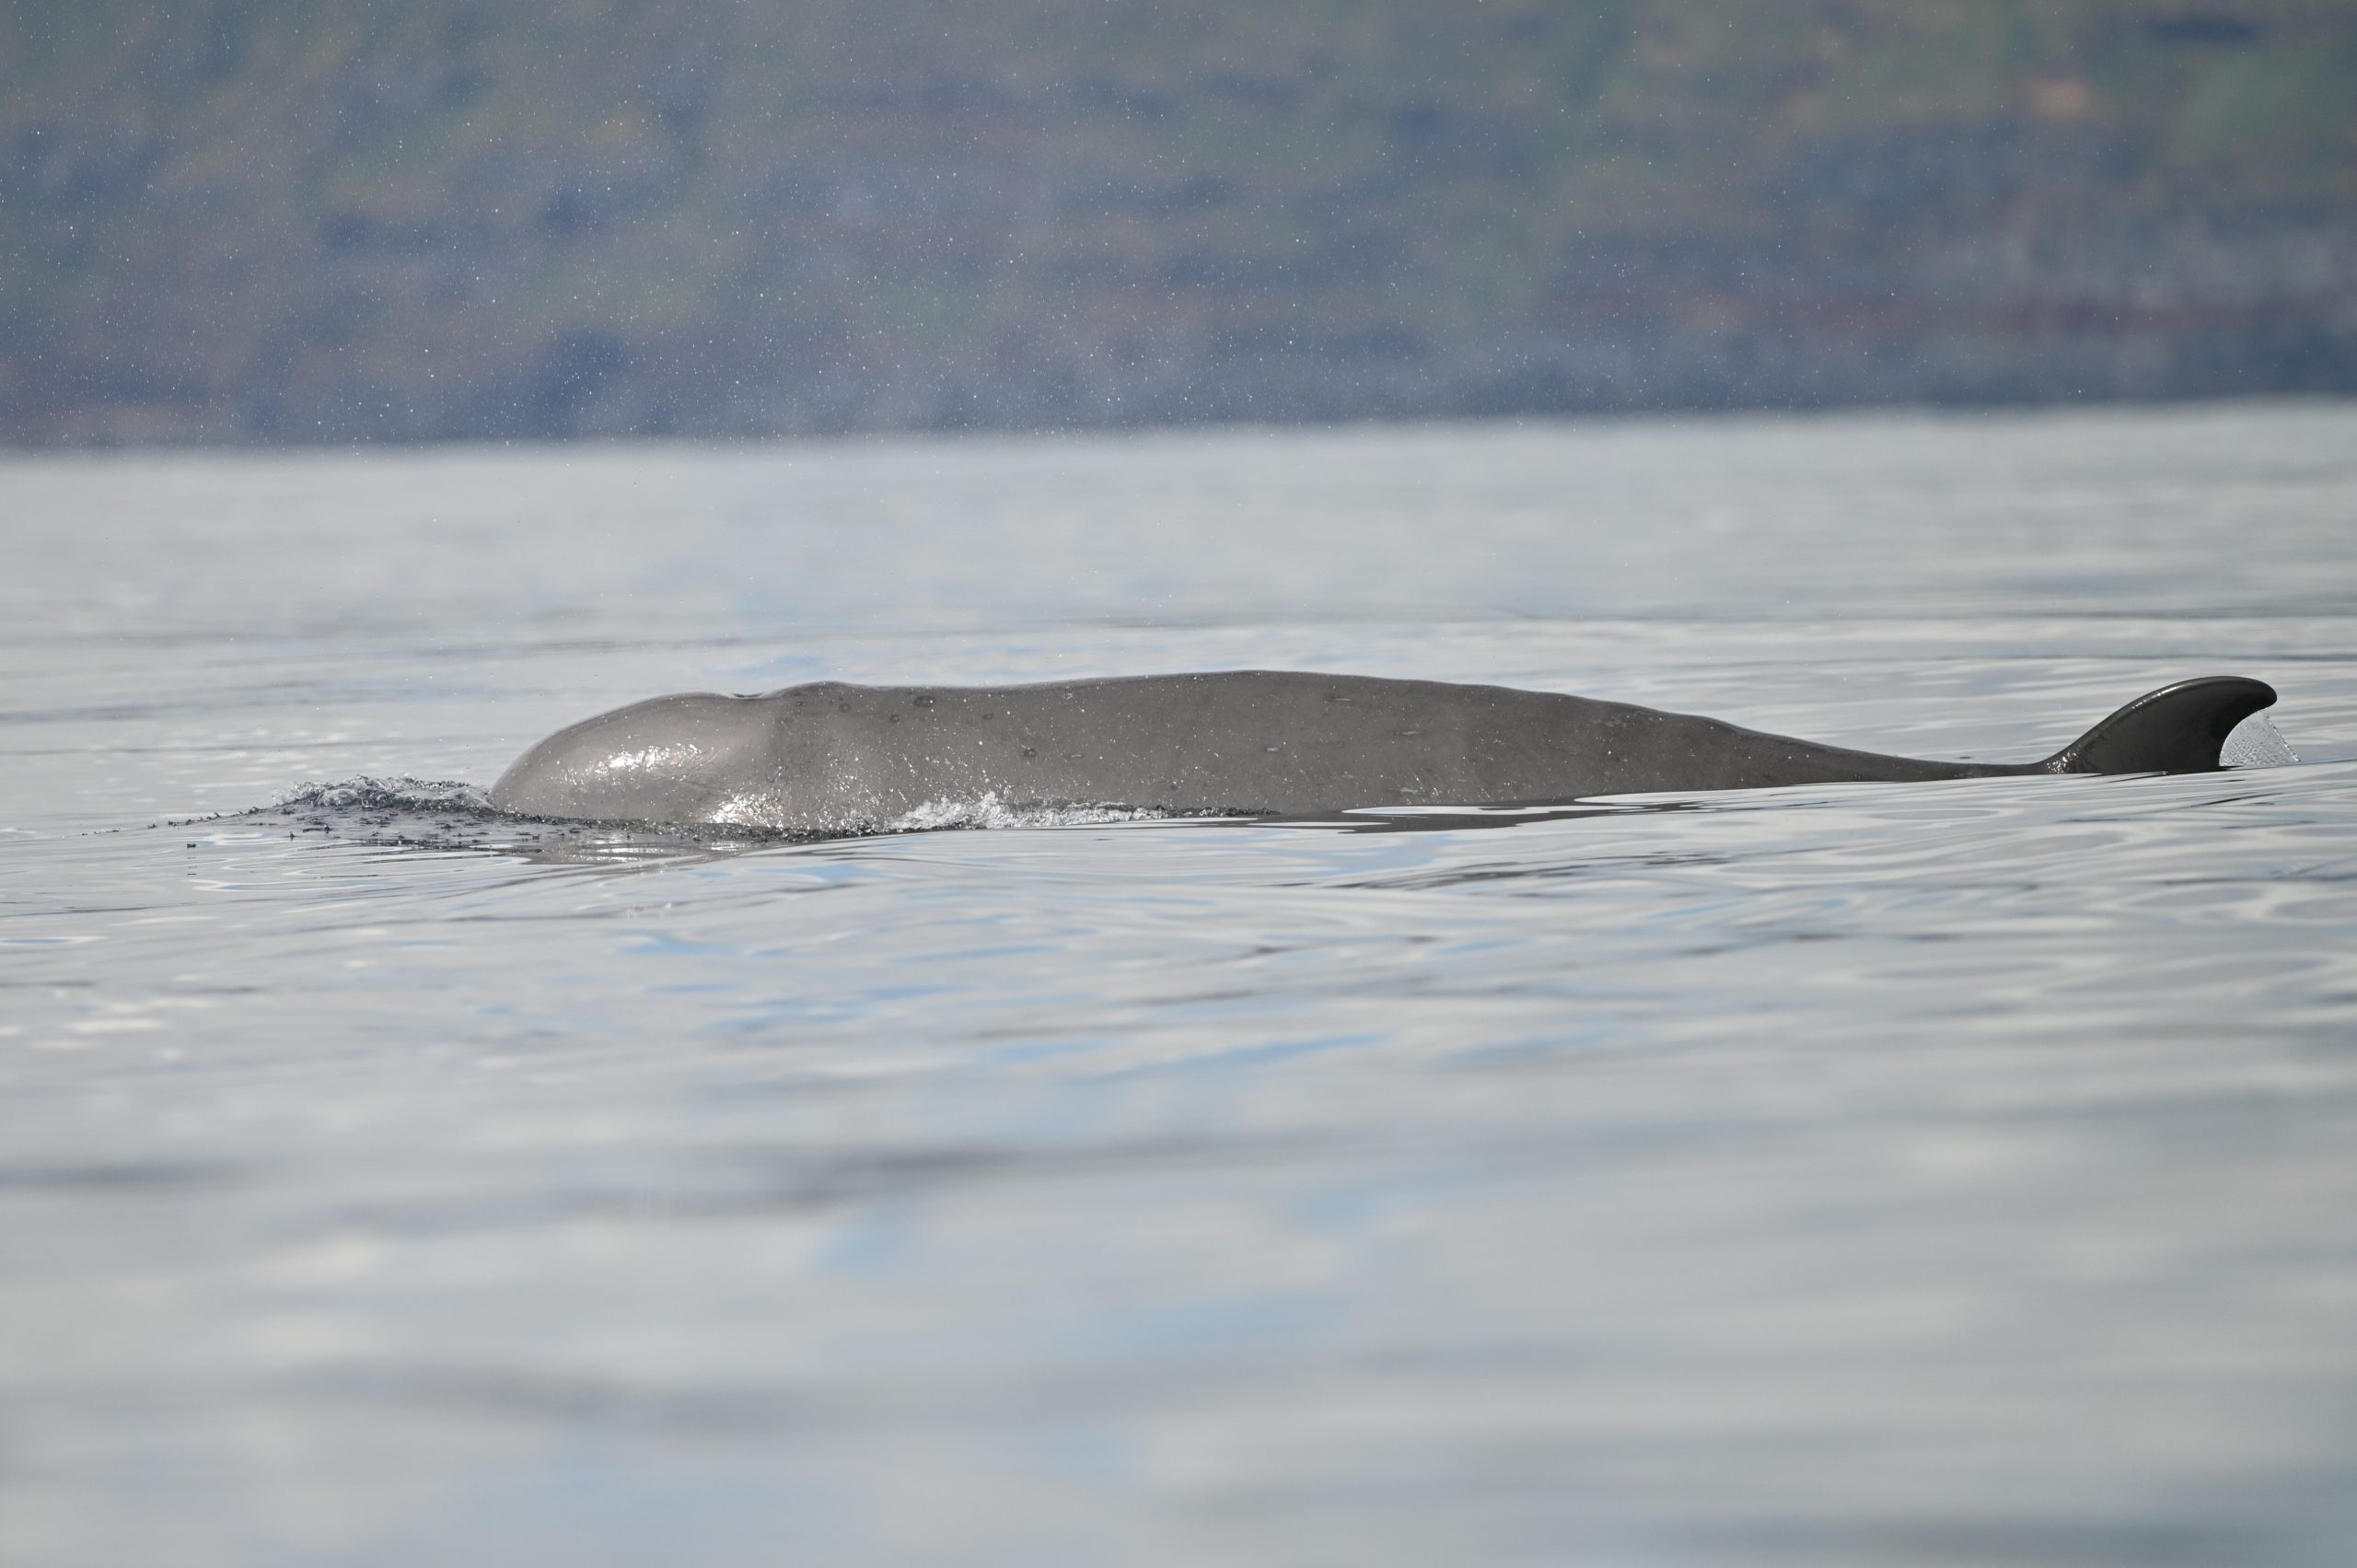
[6,0,2354,447]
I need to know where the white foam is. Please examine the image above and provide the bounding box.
[887,791,1179,833]
[2221,713,2299,769]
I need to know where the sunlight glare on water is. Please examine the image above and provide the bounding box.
[5,403,2357,1567]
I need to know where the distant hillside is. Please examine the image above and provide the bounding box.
[4,0,2354,443]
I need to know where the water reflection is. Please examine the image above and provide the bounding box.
[6,410,2357,1566]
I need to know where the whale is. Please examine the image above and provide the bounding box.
[486,670,2278,832]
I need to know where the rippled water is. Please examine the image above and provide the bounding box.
[6,404,2357,1566]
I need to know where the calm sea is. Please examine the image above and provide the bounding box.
[6,404,2356,1566]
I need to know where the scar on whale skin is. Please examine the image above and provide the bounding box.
[487,670,2279,832]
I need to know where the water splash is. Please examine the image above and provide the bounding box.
[243,776,785,860]
[277,777,497,814]
[887,791,1192,833]
[2222,713,2300,769]
[225,779,1197,860]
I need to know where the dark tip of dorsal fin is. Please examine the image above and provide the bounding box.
[2045,677,2277,776]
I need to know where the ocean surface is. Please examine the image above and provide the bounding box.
[5,403,2356,1567]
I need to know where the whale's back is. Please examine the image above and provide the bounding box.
[487,670,2282,830]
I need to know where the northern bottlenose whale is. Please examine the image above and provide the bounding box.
[487,671,2277,832]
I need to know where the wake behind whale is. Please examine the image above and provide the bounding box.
[484,670,2282,835]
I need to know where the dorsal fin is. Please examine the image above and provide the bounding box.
[2044,677,2276,775]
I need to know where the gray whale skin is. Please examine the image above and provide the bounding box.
[490,671,2277,830]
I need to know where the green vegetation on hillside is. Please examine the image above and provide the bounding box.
[3,0,2353,442]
